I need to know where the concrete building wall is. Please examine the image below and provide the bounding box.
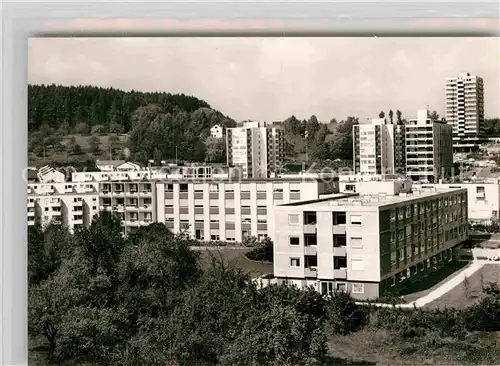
[273,187,468,300]
[416,182,500,223]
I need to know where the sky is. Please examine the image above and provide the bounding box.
[28,37,500,122]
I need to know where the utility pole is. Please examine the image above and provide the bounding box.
[43,145,46,161]
[175,145,178,165]
[304,130,309,167]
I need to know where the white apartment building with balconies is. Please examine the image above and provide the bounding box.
[273,182,468,300]
[27,182,100,232]
[445,72,485,151]
[405,110,454,183]
[99,181,155,236]
[226,121,285,179]
[353,118,405,175]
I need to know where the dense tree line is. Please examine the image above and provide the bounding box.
[281,114,360,162]
[28,84,213,132]
[484,118,500,137]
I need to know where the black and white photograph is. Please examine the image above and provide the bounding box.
[26,36,500,365]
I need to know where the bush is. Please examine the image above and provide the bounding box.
[245,237,273,262]
[325,291,368,335]
[91,124,107,135]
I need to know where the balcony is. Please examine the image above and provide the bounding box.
[332,225,346,235]
[140,205,152,211]
[27,211,35,217]
[303,224,317,234]
[101,191,112,197]
[476,192,486,198]
[333,268,347,279]
[73,219,84,225]
[140,191,152,197]
[304,246,317,256]
[304,266,318,278]
[333,246,347,257]
[27,200,35,208]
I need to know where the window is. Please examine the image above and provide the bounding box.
[350,215,362,226]
[352,283,365,294]
[476,186,485,193]
[336,283,347,292]
[320,282,334,296]
[351,259,364,271]
[289,236,300,246]
[333,212,346,225]
[350,237,363,249]
[288,214,300,224]
[290,258,301,267]
[211,234,220,240]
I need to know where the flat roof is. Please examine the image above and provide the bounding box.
[278,187,466,209]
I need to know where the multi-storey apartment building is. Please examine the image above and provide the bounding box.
[405,110,454,183]
[445,72,485,151]
[273,181,468,300]
[226,121,285,179]
[27,182,100,232]
[155,178,335,242]
[353,118,405,175]
[414,180,500,224]
[99,181,156,236]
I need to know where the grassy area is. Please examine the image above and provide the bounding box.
[399,260,469,298]
[197,247,273,278]
[424,264,500,310]
[327,328,500,365]
[28,133,128,167]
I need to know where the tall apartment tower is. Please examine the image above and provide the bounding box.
[405,110,454,183]
[445,72,485,151]
[226,121,285,179]
[353,118,405,175]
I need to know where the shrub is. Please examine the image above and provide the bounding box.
[325,291,368,335]
[245,237,273,262]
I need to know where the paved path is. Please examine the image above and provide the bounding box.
[357,261,486,309]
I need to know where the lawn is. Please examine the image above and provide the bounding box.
[197,247,273,278]
[327,327,500,365]
[28,133,128,167]
[424,264,500,310]
[400,260,470,301]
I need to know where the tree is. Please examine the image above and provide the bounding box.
[88,135,101,153]
[74,122,90,135]
[379,111,385,118]
[28,223,72,285]
[325,291,367,335]
[91,124,107,135]
[389,109,394,123]
[205,136,226,163]
[109,123,125,134]
[396,109,403,124]
[430,110,440,120]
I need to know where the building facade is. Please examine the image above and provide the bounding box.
[273,183,468,300]
[155,178,334,242]
[210,124,224,138]
[405,110,454,183]
[415,180,500,224]
[27,182,100,232]
[226,121,285,179]
[445,72,485,151]
[353,118,405,175]
[29,176,336,240]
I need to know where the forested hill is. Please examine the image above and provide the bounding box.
[28,84,231,133]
